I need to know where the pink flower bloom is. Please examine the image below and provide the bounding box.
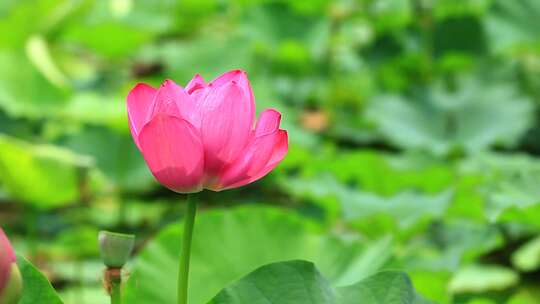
[0,228,16,294]
[127,70,288,193]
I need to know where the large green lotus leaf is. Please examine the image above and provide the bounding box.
[123,206,391,304]
[17,255,63,304]
[210,260,430,304]
[367,79,533,156]
[210,260,334,304]
[338,270,432,304]
[0,135,91,209]
[485,0,540,55]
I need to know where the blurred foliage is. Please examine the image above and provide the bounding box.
[1,0,540,303]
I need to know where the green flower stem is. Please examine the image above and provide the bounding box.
[178,194,198,304]
[110,276,121,304]
[106,268,122,304]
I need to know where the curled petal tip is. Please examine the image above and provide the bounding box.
[193,74,207,83]
[132,82,154,91]
[255,109,282,136]
[186,74,207,95]
[149,79,190,119]
[263,108,282,120]
[229,69,244,74]
[210,69,249,88]
[160,79,176,87]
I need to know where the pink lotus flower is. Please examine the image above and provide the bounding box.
[127,70,288,193]
[0,228,21,303]
[0,229,16,291]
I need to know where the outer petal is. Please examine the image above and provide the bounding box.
[0,230,15,263]
[138,114,204,193]
[185,74,206,94]
[0,249,8,292]
[200,82,253,173]
[185,70,256,131]
[210,70,247,87]
[237,130,288,187]
[189,86,209,106]
[210,70,255,124]
[265,130,288,167]
[216,130,288,190]
[0,229,15,291]
[127,83,157,149]
[148,80,187,119]
[185,87,211,127]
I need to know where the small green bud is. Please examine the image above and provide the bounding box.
[0,264,23,304]
[98,231,135,268]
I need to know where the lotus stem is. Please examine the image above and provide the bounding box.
[177,194,197,304]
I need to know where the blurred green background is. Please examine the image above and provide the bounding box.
[1,0,540,303]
